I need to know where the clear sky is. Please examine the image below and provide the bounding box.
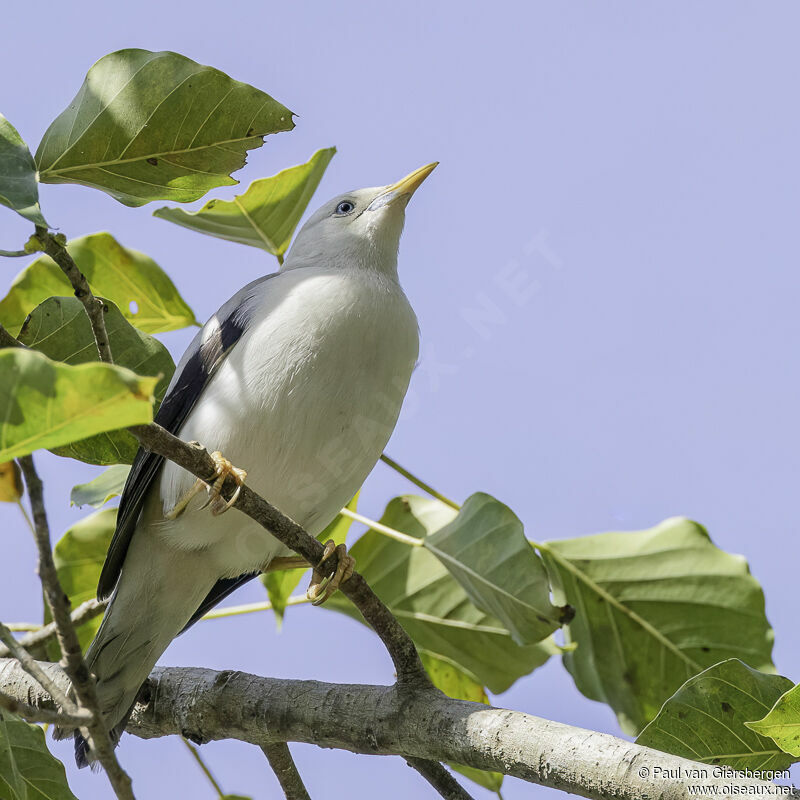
[2,2,799,798]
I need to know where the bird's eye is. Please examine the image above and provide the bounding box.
[334,201,355,215]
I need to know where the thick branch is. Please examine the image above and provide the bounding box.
[1,660,794,800]
[261,743,311,800]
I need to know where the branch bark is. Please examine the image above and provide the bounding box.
[0,659,794,800]
[261,743,312,800]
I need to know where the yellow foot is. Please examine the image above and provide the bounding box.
[306,540,355,606]
[164,451,247,520]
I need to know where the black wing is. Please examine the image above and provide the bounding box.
[97,274,277,600]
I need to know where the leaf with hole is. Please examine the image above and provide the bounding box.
[261,493,357,624]
[18,295,175,464]
[0,114,48,227]
[637,659,794,771]
[44,508,117,657]
[0,232,197,335]
[539,518,774,734]
[325,496,562,693]
[36,49,294,206]
[155,147,335,257]
[0,711,78,799]
[0,348,156,462]
[425,492,566,646]
[71,465,131,508]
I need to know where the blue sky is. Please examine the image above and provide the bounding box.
[2,2,800,798]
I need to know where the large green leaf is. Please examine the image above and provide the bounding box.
[261,493,357,624]
[36,49,294,207]
[637,659,794,772]
[0,114,48,227]
[539,518,775,734]
[426,492,566,646]
[154,147,335,257]
[18,295,175,464]
[45,509,116,657]
[0,232,197,335]
[419,653,503,792]
[746,682,800,757]
[71,464,130,508]
[325,496,560,694]
[0,711,78,800]
[0,348,156,462]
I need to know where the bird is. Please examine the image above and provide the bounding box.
[58,162,437,766]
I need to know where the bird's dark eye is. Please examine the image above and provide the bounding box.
[335,201,355,215]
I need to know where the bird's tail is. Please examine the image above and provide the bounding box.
[54,533,217,767]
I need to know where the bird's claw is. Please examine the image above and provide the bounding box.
[164,451,247,519]
[307,540,355,606]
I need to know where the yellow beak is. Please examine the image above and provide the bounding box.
[386,162,439,196]
[369,162,438,211]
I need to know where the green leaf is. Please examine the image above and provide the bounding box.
[539,518,775,734]
[425,492,565,646]
[261,494,357,624]
[71,464,130,507]
[44,508,116,657]
[746,682,800,758]
[325,496,561,693]
[36,49,294,207]
[0,232,197,335]
[0,348,156,462]
[154,147,335,257]
[418,652,503,792]
[0,114,48,227]
[637,659,794,772]
[17,295,175,464]
[0,711,78,800]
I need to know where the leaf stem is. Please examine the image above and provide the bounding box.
[180,737,226,798]
[200,594,309,621]
[16,498,35,536]
[339,507,425,547]
[0,249,28,258]
[380,454,461,510]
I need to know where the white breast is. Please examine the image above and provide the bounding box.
[157,266,419,577]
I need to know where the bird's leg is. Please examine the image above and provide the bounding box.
[307,540,356,606]
[164,451,247,520]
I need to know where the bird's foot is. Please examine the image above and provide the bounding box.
[307,540,355,606]
[164,451,247,520]
[202,451,248,516]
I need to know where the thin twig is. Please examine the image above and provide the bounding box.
[406,758,476,800]
[0,622,77,712]
[380,454,461,510]
[0,599,107,659]
[34,228,113,364]
[0,688,93,727]
[0,249,28,258]
[180,737,226,798]
[18,455,135,799]
[261,743,311,800]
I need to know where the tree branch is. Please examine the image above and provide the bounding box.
[34,228,113,364]
[17,456,135,800]
[0,599,107,660]
[261,743,311,800]
[1,660,794,800]
[405,759,475,800]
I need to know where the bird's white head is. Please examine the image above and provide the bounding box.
[283,162,438,278]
